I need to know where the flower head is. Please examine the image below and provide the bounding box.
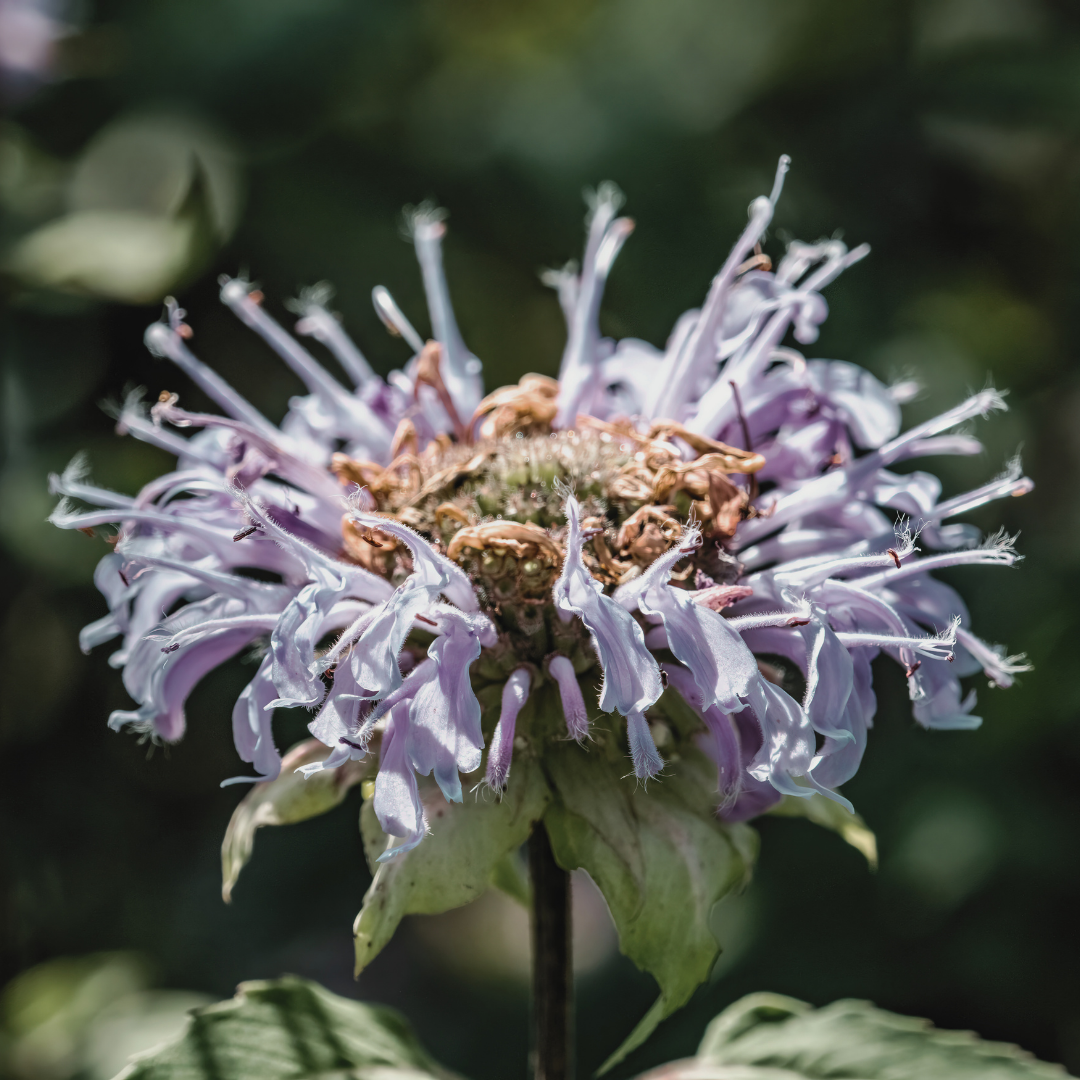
[52,158,1030,856]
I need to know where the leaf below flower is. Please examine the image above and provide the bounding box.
[221,739,368,903]
[354,758,551,975]
[542,736,758,1075]
[767,791,878,869]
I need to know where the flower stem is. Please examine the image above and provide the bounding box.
[529,822,573,1080]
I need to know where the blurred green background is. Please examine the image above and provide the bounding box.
[2,0,1079,1077]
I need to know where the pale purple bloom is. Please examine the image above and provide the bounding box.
[548,655,589,741]
[52,157,1031,855]
[402,606,493,802]
[553,493,664,722]
[372,702,426,860]
[485,668,532,791]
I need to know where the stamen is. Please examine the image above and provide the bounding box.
[856,531,1019,589]
[407,206,483,417]
[291,284,378,387]
[48,454,135,510]
[145,317,278,439]
[371,285,425,354]
[769,154,791,206]
[220,278,378,431]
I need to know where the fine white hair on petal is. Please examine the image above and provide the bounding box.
[854,530,1020,590]
[955,627,1032,689]
[930,454,1033,523]
[834,614,960,659]
[549,655,589,741]
[626,709,664,781]
[49,453,134,509]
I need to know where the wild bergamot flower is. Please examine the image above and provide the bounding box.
[51,156,1031,862]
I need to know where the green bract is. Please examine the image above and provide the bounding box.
[223,681,884,1063]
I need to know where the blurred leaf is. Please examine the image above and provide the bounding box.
[6,152,220,304]
[0,123,68,222]
[6,210,197,303]
[767,792,878,869]
[542,738,757,1074]
[68,112,241,238]
[677,992,1068,1079]
[222,739,368,903]
[0,952,148,1080]
[114,976,457,1080]
[354,759,550,975]
[83,991,213,1080]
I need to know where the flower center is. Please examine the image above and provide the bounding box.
[331,382,767,665]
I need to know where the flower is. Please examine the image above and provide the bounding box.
[51,157,1031,857]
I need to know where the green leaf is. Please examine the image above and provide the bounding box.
[689,992,1068,1079]
[68,112,241,239]
[354,758,550,975]
[113,976,457,1080]
[6,128,227,304]
[542,734,757,1075]
[222,739,368,903]
[767,792,878,868]
[489,851,532,907]
[0,952,213,1080]
[7,210,199,304]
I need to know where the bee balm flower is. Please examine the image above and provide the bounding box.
[51,158,1030,858]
